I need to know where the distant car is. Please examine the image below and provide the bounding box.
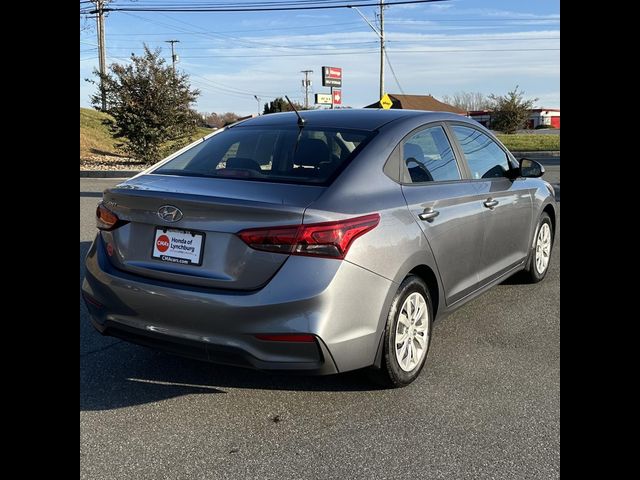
[82,109,556,387]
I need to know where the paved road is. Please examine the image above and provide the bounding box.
[80,178,560,480]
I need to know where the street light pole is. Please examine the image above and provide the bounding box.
[254,95,261,116]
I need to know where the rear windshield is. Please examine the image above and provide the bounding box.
[152,125,375,185]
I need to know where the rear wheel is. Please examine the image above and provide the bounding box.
[370,275,433,388]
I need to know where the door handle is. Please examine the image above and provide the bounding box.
[483,198,499,209]
[418,208,440,222]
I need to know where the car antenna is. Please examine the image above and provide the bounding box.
[285,95,305,127]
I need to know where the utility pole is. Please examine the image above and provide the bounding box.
[93,0,107,110]
[379,0,385,99]
[165,40,180,73]
[254,95,262,116]
[300,70,313,109]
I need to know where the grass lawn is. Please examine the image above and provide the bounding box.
[80,108,120,159]
[80,107,214,161]
[497,134,560,152]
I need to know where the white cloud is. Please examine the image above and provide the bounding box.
[80,6,560,115]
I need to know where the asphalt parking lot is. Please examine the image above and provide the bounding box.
[80,178,560,480]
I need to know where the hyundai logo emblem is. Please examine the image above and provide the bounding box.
[157,205,183,223]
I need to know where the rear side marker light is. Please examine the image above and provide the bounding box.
[255,334,316,343]
[237,213,380,259]
[96,202,128,231]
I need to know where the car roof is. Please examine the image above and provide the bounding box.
[233,108,470,131]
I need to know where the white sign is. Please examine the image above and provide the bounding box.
[152,228,204,266]
[315,93,333,105]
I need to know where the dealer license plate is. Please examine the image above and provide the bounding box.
[152,227,205,266]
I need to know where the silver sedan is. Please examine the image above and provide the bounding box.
[82,109,556,387]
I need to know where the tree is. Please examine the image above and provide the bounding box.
[219,112,242,126]
[488,86,538,134]
[441,91,491,112]
[263,97,306,115]
[200,112,220,128]
[199,111,241,128]
[88,45,200,163]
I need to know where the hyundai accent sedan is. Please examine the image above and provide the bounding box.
[82,109,556,387]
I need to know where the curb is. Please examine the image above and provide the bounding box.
[80,170,142,178]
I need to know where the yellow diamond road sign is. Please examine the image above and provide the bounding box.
[380,93,393,110]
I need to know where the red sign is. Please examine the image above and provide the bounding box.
[326,67,342,79]
[332,89,342,105]
[156,235,170,252]
[322,66,342,87]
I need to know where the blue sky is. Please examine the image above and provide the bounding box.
[80,0,559,116]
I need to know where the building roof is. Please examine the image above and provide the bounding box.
[469,108,560,115]
[364,94,466,114]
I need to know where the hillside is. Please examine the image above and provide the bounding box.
[80,107,214,169]
[80,107,121,160]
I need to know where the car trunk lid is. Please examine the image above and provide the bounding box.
[100,174,325,290]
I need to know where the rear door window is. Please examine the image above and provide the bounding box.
[401,125,461,183]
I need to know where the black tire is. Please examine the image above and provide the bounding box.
[369,275,434,388]
[523,212,554,283]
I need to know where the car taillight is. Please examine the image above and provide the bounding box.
[237,213,380,259]
[96,202,127,231]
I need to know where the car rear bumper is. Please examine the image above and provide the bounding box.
[82,234,397,374]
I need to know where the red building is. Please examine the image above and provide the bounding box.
[468,108,560,129]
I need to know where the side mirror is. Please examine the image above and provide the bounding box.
[519,158,545,178]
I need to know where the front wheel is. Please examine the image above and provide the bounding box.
[370,275,433,388]
[524,212,554,283]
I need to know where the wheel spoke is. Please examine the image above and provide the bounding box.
[414,332,426,348]
[407,339,415,368]
[396,329,409,344]
[406,298,413,319]
[398,339,409,363]
[413,303,423,322]
[398,313,410,329]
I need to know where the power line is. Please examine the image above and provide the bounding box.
[384,48,404,94]
[101,20,367,35]
[175,47,559,58]
[96,37,558,48]
[85,0,450,14]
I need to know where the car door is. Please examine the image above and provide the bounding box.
[398,123,487,305]
[448,123,534,285]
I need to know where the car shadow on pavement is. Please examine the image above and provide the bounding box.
[80,241,382,412]
[81,346,382,411]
